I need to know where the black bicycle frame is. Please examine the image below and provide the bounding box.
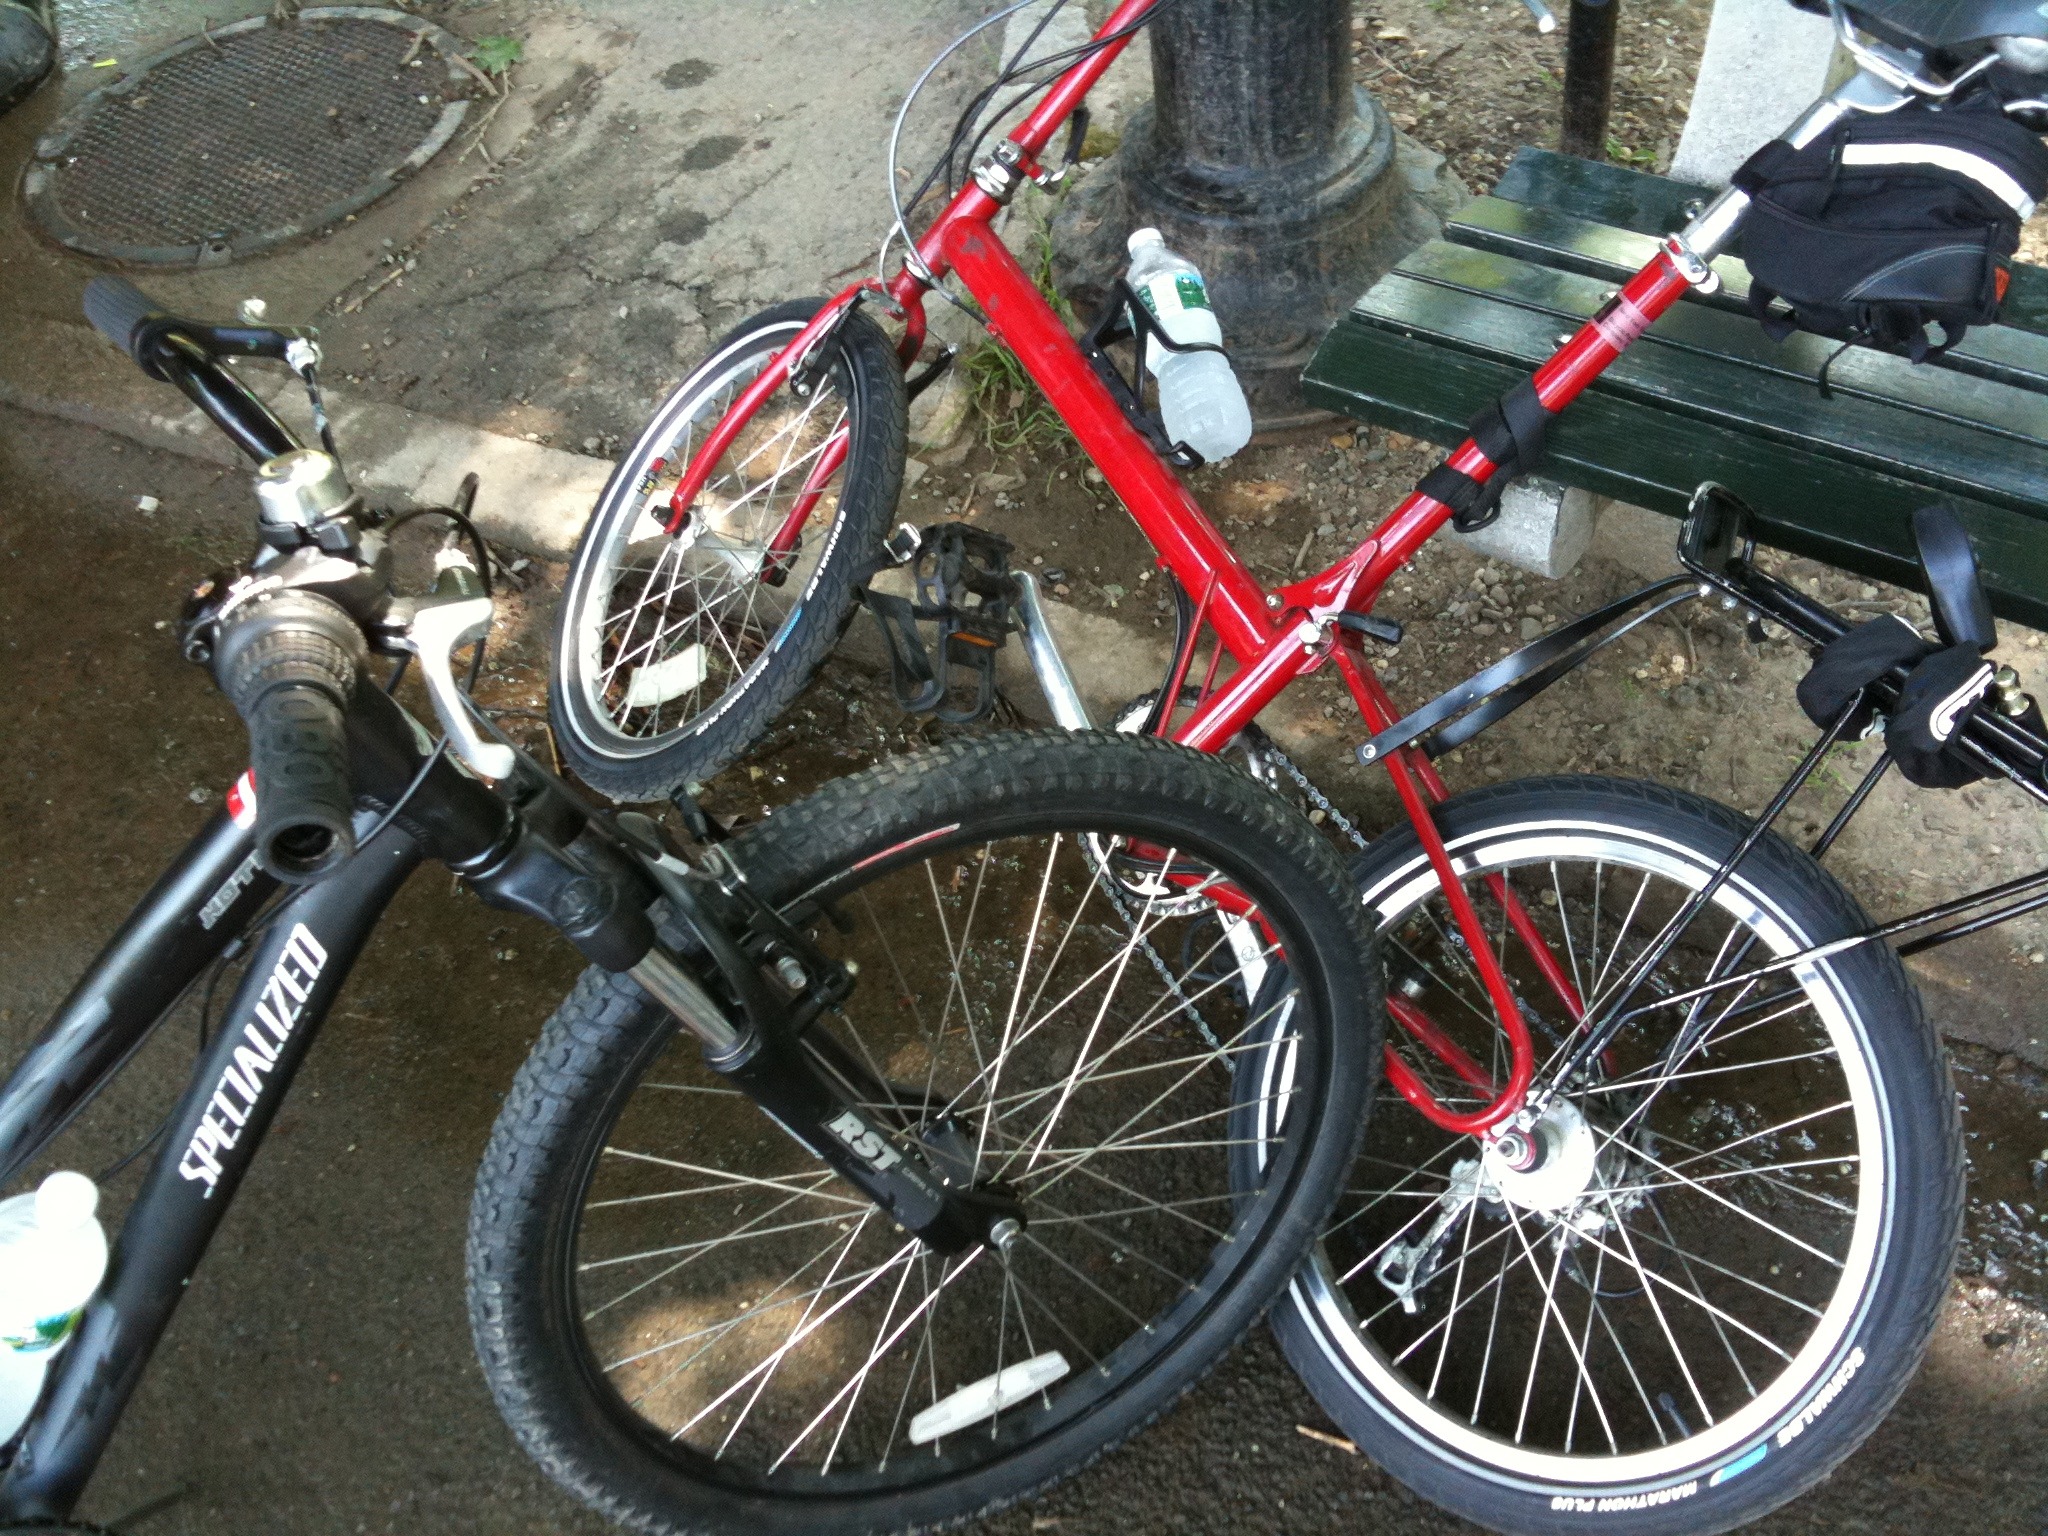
[0,681,569,1518]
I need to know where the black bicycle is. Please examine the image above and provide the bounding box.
[0,277,1383,1536]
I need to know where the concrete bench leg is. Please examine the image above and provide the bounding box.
[1453,478,1598,580]
[1670,0,1837,187]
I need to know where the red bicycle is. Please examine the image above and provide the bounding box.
[547,2,2019,1527]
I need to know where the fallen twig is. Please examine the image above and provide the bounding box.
[457,93,508,165]
[1292,526,1317,574]
[1295,1424,1358,1455]
[1363,43,1421,85]
[342,262,408,314]
[446,49,503,98]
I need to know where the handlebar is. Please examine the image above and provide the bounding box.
[211,592,367,883]
[81,276,304,463]
[80,274,159,365]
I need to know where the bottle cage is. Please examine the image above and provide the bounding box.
[1078,276,1228,470]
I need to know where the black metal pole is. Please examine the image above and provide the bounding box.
[1560,0,1621,159]
[1055,0,1403,430]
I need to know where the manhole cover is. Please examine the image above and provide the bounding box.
[20,7,474,266]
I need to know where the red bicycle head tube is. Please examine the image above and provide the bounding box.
[890,0,1166,311]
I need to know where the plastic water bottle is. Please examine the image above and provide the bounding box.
[1126,227,1254,463]
[0,1173,108,1442]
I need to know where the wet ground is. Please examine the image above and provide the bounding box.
[3,408,2046,1535]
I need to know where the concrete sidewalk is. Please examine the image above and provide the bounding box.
[0,0,1017,540]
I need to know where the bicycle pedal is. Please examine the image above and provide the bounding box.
[860,522,1016,725]
[882,521,923,566]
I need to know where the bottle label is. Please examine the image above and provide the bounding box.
[2,1307,82,1355]
[1136,273,1215,320]
[1136,274,1224,364]
[1166,274,1212,313]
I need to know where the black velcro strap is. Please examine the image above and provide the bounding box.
[1470,377,1551,479]
[1731,137,1796,195]
[1889,643,1995,788]
[1795,614,1930,736]
[1745,277,1800,342]
[1418,463,1488,522]
[1416,378,1555,533]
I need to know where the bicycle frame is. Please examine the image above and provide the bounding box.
[0,729,445,1517]
[654,1,1899,1134]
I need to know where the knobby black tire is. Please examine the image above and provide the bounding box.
[468,732,1381,1535]
[550,299,906,801]
[1268,776,1962,1536]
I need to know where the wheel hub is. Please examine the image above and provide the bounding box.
[1482,1099,1600,1213]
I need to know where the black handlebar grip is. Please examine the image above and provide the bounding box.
[82,275,165,364]
[212,592,368,883]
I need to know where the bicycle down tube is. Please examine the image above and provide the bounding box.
[0,796,419,1517]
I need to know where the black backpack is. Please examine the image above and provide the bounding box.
[1733,92,2048,360]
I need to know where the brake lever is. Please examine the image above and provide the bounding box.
[404,548,516,779]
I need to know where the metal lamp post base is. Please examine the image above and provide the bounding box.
[1051,0,1456,434]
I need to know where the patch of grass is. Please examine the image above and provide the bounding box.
[1605,136,1658,168]
[961,215,1076,457]
[963,343,1069,455]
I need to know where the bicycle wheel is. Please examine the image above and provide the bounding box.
[468,732,1379,1535]
[1259,776,1961,1535]
[551,299,907,800]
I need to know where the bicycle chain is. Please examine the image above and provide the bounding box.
[1255,741,1374,854]
[1094,856,1225,1055]
[1093,745,1369,1061]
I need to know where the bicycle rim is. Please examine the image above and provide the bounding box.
[1281,807,1891,1487]
[566,324,851,756]
[566,825,1321,1493]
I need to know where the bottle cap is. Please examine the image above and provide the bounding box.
[34,1173,97,1231]
[1127,227,1164,257]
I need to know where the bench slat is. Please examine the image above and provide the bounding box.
[1493,147,1711,240]
[1489,146,2048,335]
[1445,196,2048,392]
[1303,319,2048,630]
[1352,268,2048,513]
[1392,240,2048,446]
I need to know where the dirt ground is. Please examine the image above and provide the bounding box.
[4,406,2046,1536]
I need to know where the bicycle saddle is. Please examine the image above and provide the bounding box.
[1791,0,2048,53]
[1912,504,1996,651]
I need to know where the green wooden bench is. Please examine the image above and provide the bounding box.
[1302,148,2048,629]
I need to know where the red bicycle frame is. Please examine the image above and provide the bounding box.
[662,0,1769,1136]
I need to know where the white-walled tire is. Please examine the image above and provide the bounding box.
[1265,776,1961,1535]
